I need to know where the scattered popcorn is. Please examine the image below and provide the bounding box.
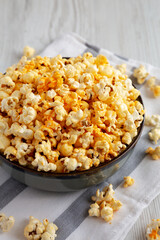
[146,219,160,240]
[133,64,148,84]
[23,46,35,58]
[0,53,144,173]
[152,85,160,98]
[149,127,160,144]
[145,114,160,127]
[146,146,160,160]
[123,176,135,188]
[89,184,122,222]
[24,216,58,240]
[0,213,15,232]
[116,63,127,74]
[146,77,156,88]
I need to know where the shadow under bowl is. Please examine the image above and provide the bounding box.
[0,96,144,192]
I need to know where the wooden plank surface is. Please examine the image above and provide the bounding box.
[0,0,160,239]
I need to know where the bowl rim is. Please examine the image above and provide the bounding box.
[0,95,145,179]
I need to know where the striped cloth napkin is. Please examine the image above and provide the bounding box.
[1,33,160,240]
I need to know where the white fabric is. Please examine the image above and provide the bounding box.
[0,33,160,240]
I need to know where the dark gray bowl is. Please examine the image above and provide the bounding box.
[0,94,144,192]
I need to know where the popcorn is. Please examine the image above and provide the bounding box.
[149,127,160,144]
[116,63,127,74]
[146,77,156,88]
[66,110,83,127]
[0,76,15,94]
[133,64,148,84]
[152,85,160,98]
[146,146,160,160]
[100,205,113,222]
[89,184,122,223]
[0,53,144,173]
[0,213,15,232]
[146,219,160,240]
[24,216,58,240]
[123,176,135,187]
[0,133,10,152]
[23,46,35,58]
[32,152,57,172]
[63,157,81,171]
[145,114,160,127]
[19,106,37,124]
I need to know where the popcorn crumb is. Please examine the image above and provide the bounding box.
[146,219,160,240]
[0,213,15,232]
[23,46,35,58]
[89,184,122,222]
[133,64,148,84]
[24,216,58,240]
[146,146,160,160]
[123,176,134,188]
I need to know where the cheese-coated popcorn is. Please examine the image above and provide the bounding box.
[100,205,113,222]
[0,213,15,232]
[123,176,135,187]
[146,146,160,160]
[152,85,160,97]
[89,184,122,223]
[0,53,144,173]
[133,64,148,84]
[146,219,160,240]
[23,46,35,58]
[149,127,160,144]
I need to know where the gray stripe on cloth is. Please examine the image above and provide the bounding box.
[83,47,99,57]
[114,54,129,61]
[54,132,149,240]
[85,43,100,53]
[0,178,26,210]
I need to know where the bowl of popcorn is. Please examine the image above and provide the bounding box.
[0,52,144,191]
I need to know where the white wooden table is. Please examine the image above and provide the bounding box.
[0,0,160,239]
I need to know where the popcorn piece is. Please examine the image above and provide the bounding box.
[0,76,15,94]
[145,114,160,127]
[0,213,15,232]
[100,205,113,222]
[19,106,37,124]
[146,146,160,160]
[4,146,17,160]
[146,219,160,240]
[146,77,156,88]
[1,96,19,112]
[89,184,122,223]
[116,63,127,74]
[123,176,135,188]
[32,152,57,172]
[63,157,81,171]
[24,216,58,240]
[23,46,35,58]
[133,64,148,84]
[66,110,83,127]
[88,203,100,217]
[152,85,160,98]
[122,132,132,145]
[0,133,10,152]
[149,127,160,144]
